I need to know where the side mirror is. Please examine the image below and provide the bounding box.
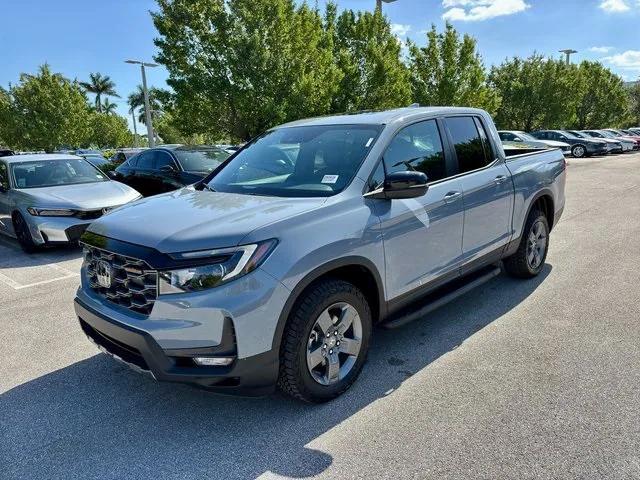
[160,164,177,173]
[366,171,429,200]
[514,137,523,142]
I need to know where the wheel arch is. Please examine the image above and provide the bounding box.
[271,256,386,354]
[525,190,555,232]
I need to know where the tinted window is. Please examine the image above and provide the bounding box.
[445,116,489,174]
[136,151,154,169]
[367,162,386,192]
[383,120,446,182]
[209,125,381,197]
[474,118,494,163]
[0,162,8,189]
[154,151,176,170]
[174,148,229,173]
[499,132,516,141]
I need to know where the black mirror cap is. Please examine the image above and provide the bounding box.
[384,171,429,199]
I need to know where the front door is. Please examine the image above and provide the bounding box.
[443,116,513,270]
[377,119,464,300]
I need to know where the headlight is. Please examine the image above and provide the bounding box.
[158,239,277,295]
[27,207,75,217]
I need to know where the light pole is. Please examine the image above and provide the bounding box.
[376,0,398,11]
[559,49,578,65]
[130,108,138,148]
[125,59,158,147]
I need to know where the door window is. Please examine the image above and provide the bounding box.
[154,151,177,171]
[383,119,447,183]
[0,162,8,189]
[136,151,154,169]
[445,116,492,174]
[499,132,516,142]
[474,118,495,164]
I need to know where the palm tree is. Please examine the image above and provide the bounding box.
[127,85,164,124]
[101,97,117,114]
[79,72,119,112]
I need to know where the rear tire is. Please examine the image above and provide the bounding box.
[504,209,549,279]
[278,278,372,403]
[12,212,38,253]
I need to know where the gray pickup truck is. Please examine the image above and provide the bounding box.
[75,107,566,402]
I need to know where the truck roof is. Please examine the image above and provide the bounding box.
[277,106,489,128]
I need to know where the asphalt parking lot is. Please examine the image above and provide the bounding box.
[2,153,640,480]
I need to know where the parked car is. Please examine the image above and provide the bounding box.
[530,130,608,158]
[602,129,640,150]
[0,154,141,252]
[73,149,109,167]
[111,145,230,197]
[108,148,146,166]
[628,127,640,135]
[566,130,623,154]
[0,148,15,158]
[75,107,566,402]
[498,130,571,154]
[582,130,635,152]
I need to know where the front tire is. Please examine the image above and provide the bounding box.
[12,212,38,253]
[572,145,586,158]
[504,209,549,278]
[278,279,372,403]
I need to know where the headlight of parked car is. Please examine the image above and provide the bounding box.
[27,207,75,217]
[158,239,277,295]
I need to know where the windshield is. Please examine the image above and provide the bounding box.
[560,131,578,139]
[600,131,617,138]
[207,125,382,197]
[568,131,586,138]
[11,159,108,189]
[174,148,230,173]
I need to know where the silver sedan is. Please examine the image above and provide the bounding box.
[0,154,141,252]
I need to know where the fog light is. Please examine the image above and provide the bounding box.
[193,357,234,366]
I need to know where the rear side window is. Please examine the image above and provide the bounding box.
[154,151,176,170]
[445,116,491,174]
[383,119,447,183]
[136,151,154,169]
[474,118,495,164]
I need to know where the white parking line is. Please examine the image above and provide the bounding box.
[0,272,79,290]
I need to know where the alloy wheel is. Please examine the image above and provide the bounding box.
[526,220,547,270]
[306,302,363,386]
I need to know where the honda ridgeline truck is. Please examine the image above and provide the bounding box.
[75,107,566,402]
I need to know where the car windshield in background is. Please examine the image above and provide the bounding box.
[174,148,230,173]
[208,124,382,198]
[11,159,108,189]
[519,133,539,142]
[561,131,579,139]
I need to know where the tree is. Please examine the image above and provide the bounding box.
[572,61,629,129]
[101,97,118,115]
[329,5,410,112]
[627,81,640,127]
[153,0,342,141]
[127,85,167,124]
[86,111,132,148]
[489,54,576,131]
[79,72,119,112]
[2,64,91,151]
[407,23,499,114]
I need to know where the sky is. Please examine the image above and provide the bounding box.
[2,0,640,131]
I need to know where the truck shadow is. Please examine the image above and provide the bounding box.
[0,236,82,269]
[0,265,551,479]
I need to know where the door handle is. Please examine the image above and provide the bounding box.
[443,191,462,203]
[494,175,508,184]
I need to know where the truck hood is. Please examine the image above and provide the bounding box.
[17,181,139,209]
[86,187,326,252]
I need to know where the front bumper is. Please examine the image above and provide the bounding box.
[26,215,92,245]
[75,297,280,395]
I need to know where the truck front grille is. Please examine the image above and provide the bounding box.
[84,245,158,315]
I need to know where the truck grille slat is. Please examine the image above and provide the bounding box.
[84,245,157,315]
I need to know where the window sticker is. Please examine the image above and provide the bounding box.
[365,137,374,148]
[321,175,339,184]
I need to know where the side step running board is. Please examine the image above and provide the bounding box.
[382,266,502,330]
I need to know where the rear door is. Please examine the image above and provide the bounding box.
[130,151,156,196]
[377,118,465,300]
[443,116,513,272]
[154,151,183,193]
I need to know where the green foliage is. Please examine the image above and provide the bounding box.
[572,61,630,129]
[86,112,132,148]
[153,0,342,141]
[489,54,577,131]
[329,5,410,112]
[627,82,640,127]
[407,23,499,114]
[2,65,92,152]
